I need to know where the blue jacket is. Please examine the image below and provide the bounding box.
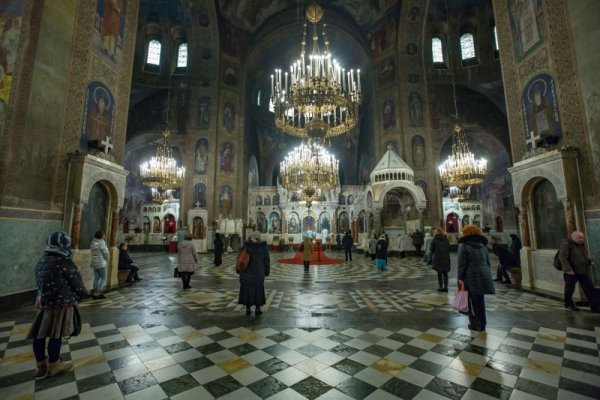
[36,253,88,309]
[457,235,495,295]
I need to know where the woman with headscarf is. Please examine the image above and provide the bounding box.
[238,231,270,316]
[27,231,88,379]
[375,233,389,271]
[301,235,313,271]
[457,224,495,332]
[430,227,451,292]
[214,232,224,267]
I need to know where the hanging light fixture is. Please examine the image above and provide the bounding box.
[437,32,486,201]
[280,140,339,207]
[139,78,185,202]
[270,2,361,141]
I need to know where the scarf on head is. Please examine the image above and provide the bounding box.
[45,231,72,257]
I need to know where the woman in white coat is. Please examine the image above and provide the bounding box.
[178,234,199,289]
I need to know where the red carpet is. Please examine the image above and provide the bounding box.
[278,251,345,265]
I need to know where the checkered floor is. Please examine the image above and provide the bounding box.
[1,251,599,399]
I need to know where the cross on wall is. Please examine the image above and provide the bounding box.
[101,136,113,154]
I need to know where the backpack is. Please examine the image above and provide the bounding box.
[553,243,571,271]
[236,247,250,273]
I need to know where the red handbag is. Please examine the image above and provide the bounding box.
[236,247,250,273]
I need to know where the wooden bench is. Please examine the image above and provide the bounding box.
[118,270,130,288]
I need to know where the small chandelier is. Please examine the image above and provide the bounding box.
[270,2,361,140]
[139,128,185,199]
[280,140,339,203]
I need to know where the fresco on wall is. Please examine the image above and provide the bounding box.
[378,56,396,85]
[264,195,271,206]
[409,92,423,126]
[338,212,350,233]
[318,212,331,233]
[220,142,235,174]
[359,155,371,185]
[0,0,23,115]
[80,182,109,250]
[522,73,562,150]
[81,81,115,150]
[508,0,545,62]
[302,212,316,233]
[222,61,238,87]
[248,156,259,187]
[288,212,300,234]
[532,179,566,249]
[195,139,209,175]
[268,212,280,233]
[273,194,280,205]
[255,195,262,206]
[383,98,396,129]
[93,0,128,64]
[348,195,354,205]
[193,183,206,208]
[384,140,398,153]
[192,216,206,239]
[198,96,210,129]
[219,185,233,218]
[257,211,267,233]
[411,135,426,168]
[223,100,235,131]
[366,9,398,58]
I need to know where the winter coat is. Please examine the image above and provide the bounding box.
[214,236,224,254]
[90,238,109,270]
[301,238,313,262]
[375,239,388,260]
[239,240,270,285]
[342,233,353,249]
[457,235,495,295]
[368,237,377,255]
[508,237,522,263]
[35,253,88,309]
[178,240,199,273]
[430,234,451,273]
[559,239,589,274]
[118,248,134,268]
[492,244,519,270]
[412,231,424,247]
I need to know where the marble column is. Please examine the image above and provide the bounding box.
[110,209,119,247]
[71,201,83,250]
[519,206,530,247]
[561,198,575,236]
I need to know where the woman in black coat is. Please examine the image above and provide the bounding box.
[213,233,224,266]
[238,231,270,316]
[430,227,451,292]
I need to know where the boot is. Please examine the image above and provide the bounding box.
[246,306,251,316]
[255,306,262,316]
[47,360,72,377]
[35,358,47,379]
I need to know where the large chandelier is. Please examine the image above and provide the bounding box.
[270,2,361,140]
[139,128,185,201]
[280,140,339,205]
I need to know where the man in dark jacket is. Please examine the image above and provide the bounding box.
[412,229,424,257]
[118,242,142,282]
[491,243,519,284]
[559,231,599,312]
[214,233,224,266]
[342,231,353,261]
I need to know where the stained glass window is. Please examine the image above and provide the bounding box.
[460,33,476,60]
[432,37,444,63]
[147,39,161,65]
[177,43,188,68]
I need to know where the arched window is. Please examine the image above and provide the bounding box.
[146,39,161,66]
[177,43,188,68]
[460,33,476,60]
[432,37,444,63]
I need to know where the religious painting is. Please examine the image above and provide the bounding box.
[377,56,396,85]
[318,212,331,233]
[522,73,562,150]
[219,185,233,218]
[338,194,346,205]
[192,216,206,239]
[288,212,300,234]
[366,12,398,58]
[164,214,176,234]
[302,212,316,234]
[248,156,259,187]
[268,212,280,233]
[222,61,238,87]
[93,0,128,64]
[219,142,235,174]
[407,6,420,22]
[264,195,271,206]
[195,139,209,175]
[383,98,396,129]
[80,182,109,250]
[142,216,150,233]
[153,216,161,233]
[81,81,115,150]
[508,0,545,62]
[408,92,423,126]
[223,100,235,131]
[193,183,206,208]
[338,211,350,233]
[255,195,262,206]
[0,0,24,108]
[257,211,267,233]
[221,23,245,58]
[359,155,371,185]
[197,96,210,129]
[273,194,280,206]
[532,179,566,249]
[347,195,354,205]
[384,140,398,153]
[446,213,458,233]
[411,135,426,168]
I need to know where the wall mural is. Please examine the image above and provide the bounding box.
[0,0,23,123]
[81,81,115,150]
[338,211,350,233]
[268,211,280,233]
[255,194,263,206]
[522,73,562,150]
[408,92,423,126]
[93,0,128,64]
[366,10,398,58]
[532,178,566,249]
[411,135,426,168]
[508,0,545,62]
[219,185,233,218]
[302,211,317,233]
[359,155,371,185]
[223,100,235,131]
[222,61,238,87]
[198,96,210,129]
[192,216,206,239]
[318,212,331,233]
[383,98,396,129]
[195,138,209,175]
[288,212,300,234]
[377,56,396,85]
[80,182,109,250]
[264,195,271,206]
[257,211,267,233]
[248,155,259,187]
[193,183,206,208]
[219,142,235,174]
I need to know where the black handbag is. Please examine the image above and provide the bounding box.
[174,267,180,278]
[71,306,82,337]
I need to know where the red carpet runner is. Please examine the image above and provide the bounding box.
[278,250,345,265]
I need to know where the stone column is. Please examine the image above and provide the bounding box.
[561,198,575,236]
[71,201,83,250]
[519,206,530,247]
[110,209,120,247]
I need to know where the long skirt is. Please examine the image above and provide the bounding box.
[27,307,75,339]
[238,283,266,307]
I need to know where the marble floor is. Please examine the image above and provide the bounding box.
[0,250,599,400]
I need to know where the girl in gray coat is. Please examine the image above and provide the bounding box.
[457,224,495,332]
[90,230,109,299]
[430,227,451,292]
[178,234,199,289]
